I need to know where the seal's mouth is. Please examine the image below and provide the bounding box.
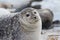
[29,19,39,24]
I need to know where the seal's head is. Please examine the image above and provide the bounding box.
[18,8,42,31]
[19,8,41,24]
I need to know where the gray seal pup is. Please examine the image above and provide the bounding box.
[0,8,42,40]
[37,9,54,29]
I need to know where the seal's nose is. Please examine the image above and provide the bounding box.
[34,17,36,19]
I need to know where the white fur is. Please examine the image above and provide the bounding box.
[19,8,42,40]
[20,17,42,40]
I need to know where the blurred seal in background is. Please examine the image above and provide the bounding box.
[0,3,13,9]
[37,9,54,29]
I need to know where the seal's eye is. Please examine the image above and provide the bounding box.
[34,12,36,14]
[26,14,30,17]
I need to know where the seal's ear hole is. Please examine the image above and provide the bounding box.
[26,14,30,17]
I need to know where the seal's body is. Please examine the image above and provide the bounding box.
[0,8,42,40]
[37,9,53,29]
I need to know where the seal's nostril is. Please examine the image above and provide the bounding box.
[34,17,36,19]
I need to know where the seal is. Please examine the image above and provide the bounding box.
[0,3,13,9]
[0,8,42,40]
[37,9,54,29]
